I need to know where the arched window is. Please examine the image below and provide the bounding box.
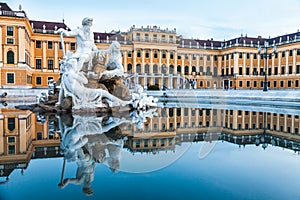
[127,51,132,57]
[184,66,189,75]
[127,63,132,72]
[8,118,15,131]
[176,108,181,116]
[207,67,211,75]
[199,66,203,72]
[192,66,196,72]
[153,64,158,73]
[169,108,174,117]
[136,64,141,73]
[177,65,181,73]
[154,51,158,58]
[214,67,218,76]
[145,64,150,73]
[161,64,167,73]
[169,65,174,74]
[137,50,141,57]
[7,50,14,64]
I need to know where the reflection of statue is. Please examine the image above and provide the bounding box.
[56,109,157,195]
[57,59,131,109]
[58,113,130,195]
[57,17,99,72]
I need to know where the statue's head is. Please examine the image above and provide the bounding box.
[110,41,120,52]
[82,17,93,26]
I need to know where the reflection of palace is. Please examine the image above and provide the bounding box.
[1,107,300,182]
[0,108,60,181]
[1,2,300,90]
[122,108,300,153]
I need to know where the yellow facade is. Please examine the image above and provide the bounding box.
[1,3,300,90]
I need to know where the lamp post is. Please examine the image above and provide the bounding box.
[258,41,277,92]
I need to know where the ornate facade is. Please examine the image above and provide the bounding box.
[1,3,300,90]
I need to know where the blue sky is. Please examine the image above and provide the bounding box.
[5,0,300,40]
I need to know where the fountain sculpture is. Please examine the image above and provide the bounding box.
[16,17,156,113]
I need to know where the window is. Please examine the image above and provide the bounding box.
[36,40,41,48]
[128,51,132,57]
[8,145,15,154]
[152,139,157,147]
[289,65,293,74]
[177,55,181,59]
[239,67,242,75]
[153,64,158,73]
[8,118,15,131]
[136,33,140,40]
[37,132,43,140]
[154,51,158,58]
[162,35,166,42]
[7,38,14,44]
[48,59,53,70]
[280,81,284,87]
[48,41,53,49]
[71,42,76,50]
[7,73,14,84]
[246,53,250,59]
[145,34,149,41]
[36,59,42,69]
[162,52,166,59]
[192,66,196,72]
[238,81,243,87]
[145,64,150,73]
[254,54,257,59]
[136,64,141,73]
[247,81,250,87]
[239,53,243,59]
[296,80,299,87]
[282,51,285,57]
[214,55,218,61]
[169,36,173,42]
[8,137,15,143]
[170,52,174,59]
[27,75,32,84]
[254,81,257,87]
[288,80,292,87]
[274,81,277,87]
[59,42,63,49]
[36,77,42,85]
[207,55,210,61]
[297,65,300,74]
[177,108,181,116]
[127,63,132,72]
[7,51,14,64]
[137,50,141,57]
[145,50,149,58]
[297,49,300,55]
[289,50,293,57]
[7,26,14,36]
[153,34,157,41]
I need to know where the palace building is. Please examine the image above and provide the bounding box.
[1,2,300,90]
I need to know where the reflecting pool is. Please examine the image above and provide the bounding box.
[1,104,300,200]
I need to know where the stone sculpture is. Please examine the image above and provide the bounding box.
[55,17,157,111]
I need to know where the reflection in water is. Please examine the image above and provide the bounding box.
[57,109,158,195]
[1,106,300,196]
